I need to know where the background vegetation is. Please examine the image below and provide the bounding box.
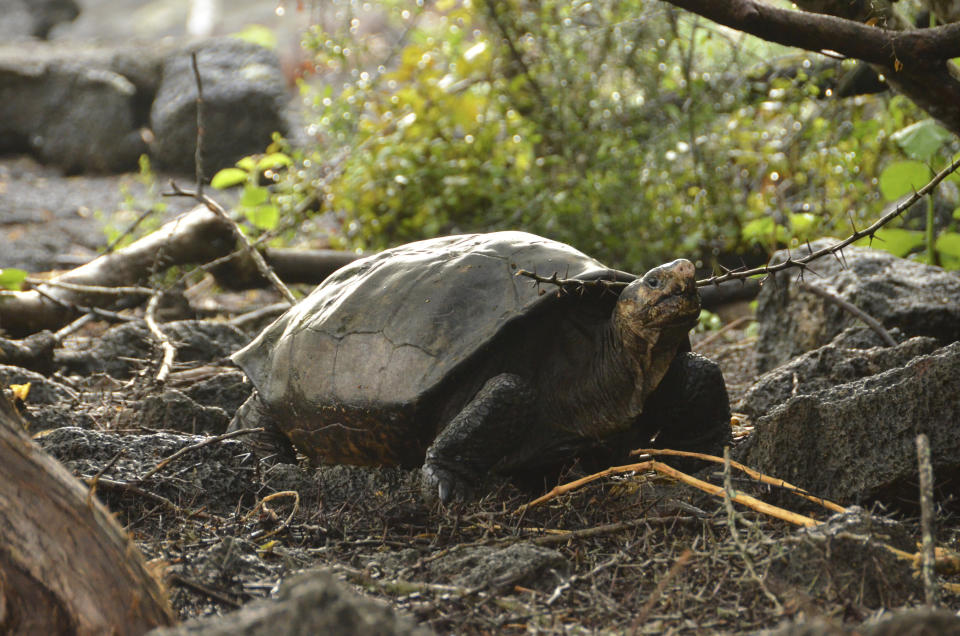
[216,0,960,274]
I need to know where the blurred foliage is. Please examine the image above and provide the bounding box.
[0,268,27,291]
[217,0,960,272]
[98,155,167,251]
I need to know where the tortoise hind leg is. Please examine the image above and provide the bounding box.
[229,391,298,464]
[423,373,536,503]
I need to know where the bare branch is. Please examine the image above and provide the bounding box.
[515,154,959,294]
[191,51,205,197]
[797,281,897,346]
[663,0,960,68]
[165,182,297,305]
[143,292,176,384]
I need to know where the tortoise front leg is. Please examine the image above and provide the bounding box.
[643,351,731,460]
[422,373,536,503]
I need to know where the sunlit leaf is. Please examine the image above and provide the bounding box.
[0,268,28,291]
[935,232,960,269]
[890,119,953,161]
[788,212,817,236]
[256,153,293,171]
[878,160,931,201]
[742,217,775,243]
[10,383,30,402]
[855,228,924,257]
[210,168,249,189]
[245,204,279,230]
[241,185,270,207]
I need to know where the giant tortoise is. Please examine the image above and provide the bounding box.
[230,231,730,501]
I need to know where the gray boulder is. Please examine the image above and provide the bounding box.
[768,508,922,610]
[738,328,939,419]
[148,569,428,636]
[0,0,79,40]
[736,341,960,509]
[756,239,960,372]
[0,41,156,173]
[150,38,289,173]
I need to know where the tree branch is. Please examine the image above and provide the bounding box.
[663,0,960,69]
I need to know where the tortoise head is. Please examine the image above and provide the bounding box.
[614,259,700,346]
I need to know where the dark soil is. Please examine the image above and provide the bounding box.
[6,307,959,634]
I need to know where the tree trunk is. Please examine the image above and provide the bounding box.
[0,390,174,635]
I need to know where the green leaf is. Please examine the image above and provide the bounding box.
[857,228,925,257]
[256,152,293,171]
[240,185,270,207]
[245,204,279,230]
[742,217,774,243]
[879,160,932,201]
[890,119,953,161]
[935,232,960,269]
[952,207,960,220]
[210,168,249,189]
[236,156,257,172]
[788,212,817,236]
[0,268,27,291]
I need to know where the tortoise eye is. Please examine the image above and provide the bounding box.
[644,275,660,289]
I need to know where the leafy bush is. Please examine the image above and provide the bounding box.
[216,1,960,271]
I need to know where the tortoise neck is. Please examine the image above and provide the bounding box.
[557,321,651,438]
[609,315,688,415]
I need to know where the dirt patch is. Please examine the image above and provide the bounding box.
[6,309,958,634]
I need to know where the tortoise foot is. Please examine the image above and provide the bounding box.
[421,462,476,504]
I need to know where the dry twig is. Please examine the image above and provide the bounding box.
[165,183,296,305]
[632,448,847,513]
[798,282,896,346]
[916,433,938,607]
[630,549,692,633]
[244,490,300,541]
[137,427,265,481]
[191,51,205,197]
[143,291,176,384]
[722,448,782,612]
[519,459,821,527]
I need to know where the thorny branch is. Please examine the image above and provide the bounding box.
[518,153,960,293]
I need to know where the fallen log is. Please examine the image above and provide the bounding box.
[0,206,235,337]
[0,206,363,337]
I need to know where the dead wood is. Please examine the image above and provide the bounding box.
[0,203,362,338]
[0,389,174,634]
[0,206,235,337]
[0,331,57,374]
[165,183,296,305]
[211,247,361,289]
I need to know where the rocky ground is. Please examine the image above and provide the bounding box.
[2,1,960,634]
[2,236,960,634]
